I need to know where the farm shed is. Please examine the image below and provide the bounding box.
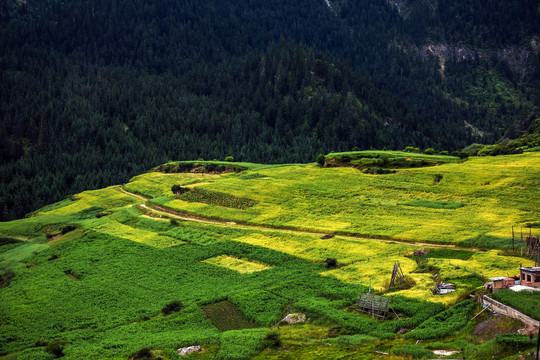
[434,283,455,295]
[489,277,516,292]
[519,267,540,288]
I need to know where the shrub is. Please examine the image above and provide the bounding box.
[131,347,152,359]
[171,185,189,195]
[362,167,396,175]
[404,146,420,153]
[432,174,443,185]
[225,156,234,162]
[34,339,49,347]
[462,143,485,156]
[157,162,247,173]
[316,154,326,166]
[477,144,502,156]
[0,270,15,288]
[45,340,65,358]
[0,237,19,246]
[325,258,338,268]
[453,151,469,159]
[162,300,183,315]
[423,148,435,155]
[61,225,77,235]
[264,330,282,348]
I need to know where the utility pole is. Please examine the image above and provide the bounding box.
[536,326,540,360]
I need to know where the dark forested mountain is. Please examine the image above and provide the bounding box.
[1,0,539,220]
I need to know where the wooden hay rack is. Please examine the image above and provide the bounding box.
[356,293,390,319]
[389,261,405,289]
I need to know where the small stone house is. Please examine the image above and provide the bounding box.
[489,276,515,292]
[519,267,540,288]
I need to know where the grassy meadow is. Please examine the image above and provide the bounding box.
[125,152,540,248]
[0,152,539,359]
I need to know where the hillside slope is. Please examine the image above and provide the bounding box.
[1,0,539,221]
[1,153,538,359]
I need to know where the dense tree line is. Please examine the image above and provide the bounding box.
[400,0,540,47]
[0,0,538,220]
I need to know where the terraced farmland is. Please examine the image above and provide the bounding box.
[0,152,539,359]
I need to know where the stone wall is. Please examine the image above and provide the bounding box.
[482,295,540,328]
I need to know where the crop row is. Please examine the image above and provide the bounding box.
[491,289,540,321]
[177,188,257,209]
[404,300,475,339]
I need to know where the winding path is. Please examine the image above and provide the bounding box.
[118,187,480,251]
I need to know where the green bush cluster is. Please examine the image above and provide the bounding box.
[404,146,420,153]
[161,301,183,315]
[170,184,190,194]
[156,162,247,174]
[361,167,396,175]
[461,138,531,157]
[0,270,15,288]
[61,225,77,235]
[477,143,523,156]
[177,188,257,209]
[263,330,281,348]
[324,150,458,171]
[45,340,66,358]
[325,258,338,268]
[316,154,326,166]
[131,347,152,359]
[404,300,475,339]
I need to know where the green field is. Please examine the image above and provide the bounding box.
[1,152,539,359]
[128,152,540,248]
